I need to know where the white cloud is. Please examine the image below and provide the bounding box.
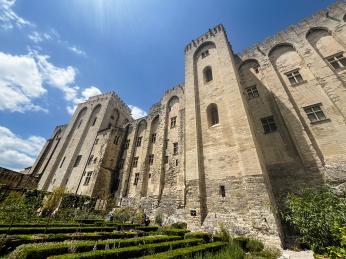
[129,105,147,119]
[0,125,46,171]
[28,31,52,43]
[68,46,86,56]
[0,51,47,112]
[0,0,32,30]
[67,86,102,114]
[0,50,102,114]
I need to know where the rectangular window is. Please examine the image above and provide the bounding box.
[151,133,156,143]
[285,69,304,85]
[170,116,177,128]
[124,139,130,149]
[220,185,226,197]
[261,116,277,134]
[119,159,125,169]
[148,154,154,165]
[135,137,142,147]
[74,155,82,167]
[175,159,179,166]
[245,85,259,99]
[133,173,139,185]
[133,157,139,168]
[304,104,327,123]
[164,156,169,164]
[173,142,178,155]
[201,50,209,59]
[326,53,346,69]
[114,136,120,145]
[190,210,197,217]
[83,171,93,186]
[60,157,66,168]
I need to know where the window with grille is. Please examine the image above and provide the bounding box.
[261,116,277,134]
[304,104,327,123]
[201,50,209,59]
[326,53,346,70]
[133,157,139,168]
[170,116,177,128]
[135,137,142,147]
[151,133,156,143]
[245,85,259,99]
[83,171,93,186]
[148,154,154,165]
[173,142,178,155]
[119,159,125,169]
[285,69,304,85]
[114,136,120,145]
[124,139,130,149]
[74,155,82,167]
[133,173,139,185]
[203,66,213,83]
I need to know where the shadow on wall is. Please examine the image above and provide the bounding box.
[237,56,325,245]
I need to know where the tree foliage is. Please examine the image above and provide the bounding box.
[283,188,346,253]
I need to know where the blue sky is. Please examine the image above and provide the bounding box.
[0,0,337,171]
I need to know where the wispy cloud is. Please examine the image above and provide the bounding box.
[68,46,86,56]
[0,125,46,171]
[128,105,147,119]
[28,31,52,43]
[0,0,32,30]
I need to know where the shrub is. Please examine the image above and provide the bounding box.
[155,212,164,226]
[283,188,346,253]
[245,238,264,253]
[233,237,250,250]
[135,226,159,232]
[215,223,231,242]
[0,226,119,234]
[194,242,245,259]
[171,222,187,229]
[185,232,212,243]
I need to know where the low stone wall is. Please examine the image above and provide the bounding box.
[0,167,38,189]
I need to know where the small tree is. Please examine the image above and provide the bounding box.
[42,187,65,232]
[0,192,29,234]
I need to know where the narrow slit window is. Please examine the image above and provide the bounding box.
[173,142,178,155]
[220,185,226,197]
[203,66,213,83]
[133,157,139,168]
[74,155,82,167]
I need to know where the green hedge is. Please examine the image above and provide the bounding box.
[0,226,121,234]
[9,235,181,259]
[184,232,212,243]
[161,228,190,237]
[48,238,203,259]
[139,241,227,259]
[135,226,159,232]
[0,231,140,255]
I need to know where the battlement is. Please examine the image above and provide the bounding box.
[86,91,132,114]
[184,24,225,53]
[163,83,184,97]
[238,0,346,58]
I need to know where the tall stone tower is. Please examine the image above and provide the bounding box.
[35,92,132,199]
[183,25,281,245]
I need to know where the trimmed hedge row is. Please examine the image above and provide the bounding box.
[0,222,138,229]
[48,238,203,259]
[161,228,190,237]
[9,235,181,259]
[184,232,212,243]
[135,226,159,232]
[0,226,121,234]
[139,241,227,259]
[0,231,139,255]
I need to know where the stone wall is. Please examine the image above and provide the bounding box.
[0,167,38,189]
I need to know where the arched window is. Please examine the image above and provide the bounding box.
[207,103,219,126]
[203,66,213,83]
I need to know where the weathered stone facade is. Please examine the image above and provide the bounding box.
[25,1,346,247]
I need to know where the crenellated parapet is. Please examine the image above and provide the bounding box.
[184,24,225,53]
[238,0,346,61]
